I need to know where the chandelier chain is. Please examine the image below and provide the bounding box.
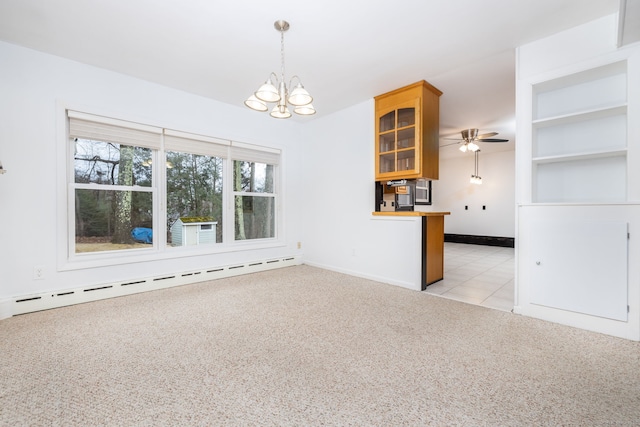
[280,28,286,84]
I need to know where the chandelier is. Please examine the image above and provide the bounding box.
[244,20,315,119]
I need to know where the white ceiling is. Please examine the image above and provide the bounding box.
[0,0,621,158]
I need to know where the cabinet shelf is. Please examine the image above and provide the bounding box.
[532,148,627,165]
[533,60,626,121]
[532,104,627,127]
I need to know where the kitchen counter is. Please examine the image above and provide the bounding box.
[371,211,449,290]
[372,211,450,217]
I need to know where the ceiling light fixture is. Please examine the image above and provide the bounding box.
[459,140,479,153]
[244,20,315,119]
[470,150,482,185]
[459,128,480,152]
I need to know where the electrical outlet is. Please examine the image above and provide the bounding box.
[297,242,301,249]
[33,266,44,280]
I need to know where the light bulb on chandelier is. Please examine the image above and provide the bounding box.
[244,20,316,119]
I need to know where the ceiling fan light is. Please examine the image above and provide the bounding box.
[462,128,479,141]
[459,144,468,152]
[270,105,292,119]
[468,142,479,152]
[470,175,482,185]
[288,83,313,106]
[244,95,268,112]
[294,103,316,115]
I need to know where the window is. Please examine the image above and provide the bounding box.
[74,140,154,253]
[69,111,161,254]
[233,160,275,240]
[65,111,280,263]
[230,144,280,242]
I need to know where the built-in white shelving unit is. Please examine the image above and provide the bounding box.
[516,15,640,341]
[531,61,628,203]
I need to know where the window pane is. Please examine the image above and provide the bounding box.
[166,151,223,245]
[234,195,274,240]
[74,138,152,187]
[75,189,153,253]
[233,161,274,193]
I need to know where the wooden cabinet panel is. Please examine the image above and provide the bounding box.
[374,81,442,181]
[423,215,445,287]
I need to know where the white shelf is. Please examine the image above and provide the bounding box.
[533,60,627,93]
[533,155,627,203]
[531,60,628,204]
[532,148,627,165]
[533,61,627,121]
[532,104,626,127]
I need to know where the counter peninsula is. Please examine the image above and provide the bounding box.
[372,211,450,290]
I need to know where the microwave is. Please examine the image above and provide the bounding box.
[394,183,415,211]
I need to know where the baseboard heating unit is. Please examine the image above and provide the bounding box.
[10,256,301,317]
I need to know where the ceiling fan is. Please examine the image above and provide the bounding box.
[442,128,509,152]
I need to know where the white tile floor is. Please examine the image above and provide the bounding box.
[425,242,514,312]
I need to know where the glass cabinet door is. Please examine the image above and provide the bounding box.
[379,111,395,132]
[377,106,416,176]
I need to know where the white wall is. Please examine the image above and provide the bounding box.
[0,41,306,308]
[429,150,515,238]
[297,99,421,288]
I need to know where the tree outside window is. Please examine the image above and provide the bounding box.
[73,139,153,253]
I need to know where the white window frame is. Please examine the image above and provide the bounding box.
[229,141,280,244]
[57,107,283,271]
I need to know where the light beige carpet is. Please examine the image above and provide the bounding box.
[1,265,639,426]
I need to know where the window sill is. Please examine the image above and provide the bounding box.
[59,239,286,272]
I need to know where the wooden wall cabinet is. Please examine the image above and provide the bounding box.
[375,81,442,181]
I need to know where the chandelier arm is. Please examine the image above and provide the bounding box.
[269,71,280,85]
[289,75,301,88]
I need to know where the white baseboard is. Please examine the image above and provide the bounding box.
[8,255,301,317]
[0,298,12,320]
[303,260,419,292]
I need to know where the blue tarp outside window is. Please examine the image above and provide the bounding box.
[131,227,153,244]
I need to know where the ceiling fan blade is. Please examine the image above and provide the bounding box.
[439,141,462,147]
[479,138,509,143]
[477,132,498,139]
